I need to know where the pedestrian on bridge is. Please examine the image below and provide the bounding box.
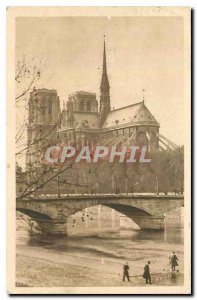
[122,261,130,282]
[143,261,152,284]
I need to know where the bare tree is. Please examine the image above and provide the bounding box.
[15,55,44,157]
[15,56,91,199]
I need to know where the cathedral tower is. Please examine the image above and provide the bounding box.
[26,88,60,170]
[99,38,111,127]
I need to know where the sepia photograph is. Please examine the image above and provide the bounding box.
[7,6,191,294]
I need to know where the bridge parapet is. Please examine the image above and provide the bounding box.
[17,193,184,201]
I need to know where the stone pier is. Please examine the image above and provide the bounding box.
[131,215,165,230]
[35,218,68,235]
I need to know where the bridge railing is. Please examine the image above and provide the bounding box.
[16,192,184,201]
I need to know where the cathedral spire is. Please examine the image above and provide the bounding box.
[102,39,107,75]
[100,36,111,127]
[100,37,109,90]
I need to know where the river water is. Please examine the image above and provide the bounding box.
[26,227,183,256]
[17,225,184,280]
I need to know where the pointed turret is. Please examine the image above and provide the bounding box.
[100,37,111,127]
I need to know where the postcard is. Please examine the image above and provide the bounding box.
[7,6,191,294]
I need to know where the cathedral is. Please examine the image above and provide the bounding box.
[27,40,169,164]
[26,40,178,194]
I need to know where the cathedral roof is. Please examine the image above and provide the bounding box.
[69,91,96,97]
[102,101,159,129]
[34,88,57,93]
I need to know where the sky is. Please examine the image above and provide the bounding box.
[16,16,184,146]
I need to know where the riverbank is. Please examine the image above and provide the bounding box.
[16,245,184,287]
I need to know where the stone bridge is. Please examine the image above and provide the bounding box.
[16,193,184,235]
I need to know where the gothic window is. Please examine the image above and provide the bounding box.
[70,103,73,110]
[80,102,84,112]
[39,129,43,139]
[48,102,52,114]
[137,131,148,147]
[82,120,89,128]
[87,102,91,112]
[150,131,158,150]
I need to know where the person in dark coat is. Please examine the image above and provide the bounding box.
[123,261,130,282]
[143,261,151,284]
[170,252,179,271]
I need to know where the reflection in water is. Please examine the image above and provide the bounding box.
[164,227,184,243]
[130,227,184,243]
[23,227,183,263]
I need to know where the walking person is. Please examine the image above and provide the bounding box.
[122,261,130,282]
[170,251,179,271]
[143,261,151,284]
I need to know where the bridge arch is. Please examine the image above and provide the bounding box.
[16,207,63,235]
[65,200,152,218]
[16,208,53,221]
[68,203,151,232]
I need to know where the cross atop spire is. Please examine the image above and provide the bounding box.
[142,89,146,103]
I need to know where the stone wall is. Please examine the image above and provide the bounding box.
[164,207,184,227]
